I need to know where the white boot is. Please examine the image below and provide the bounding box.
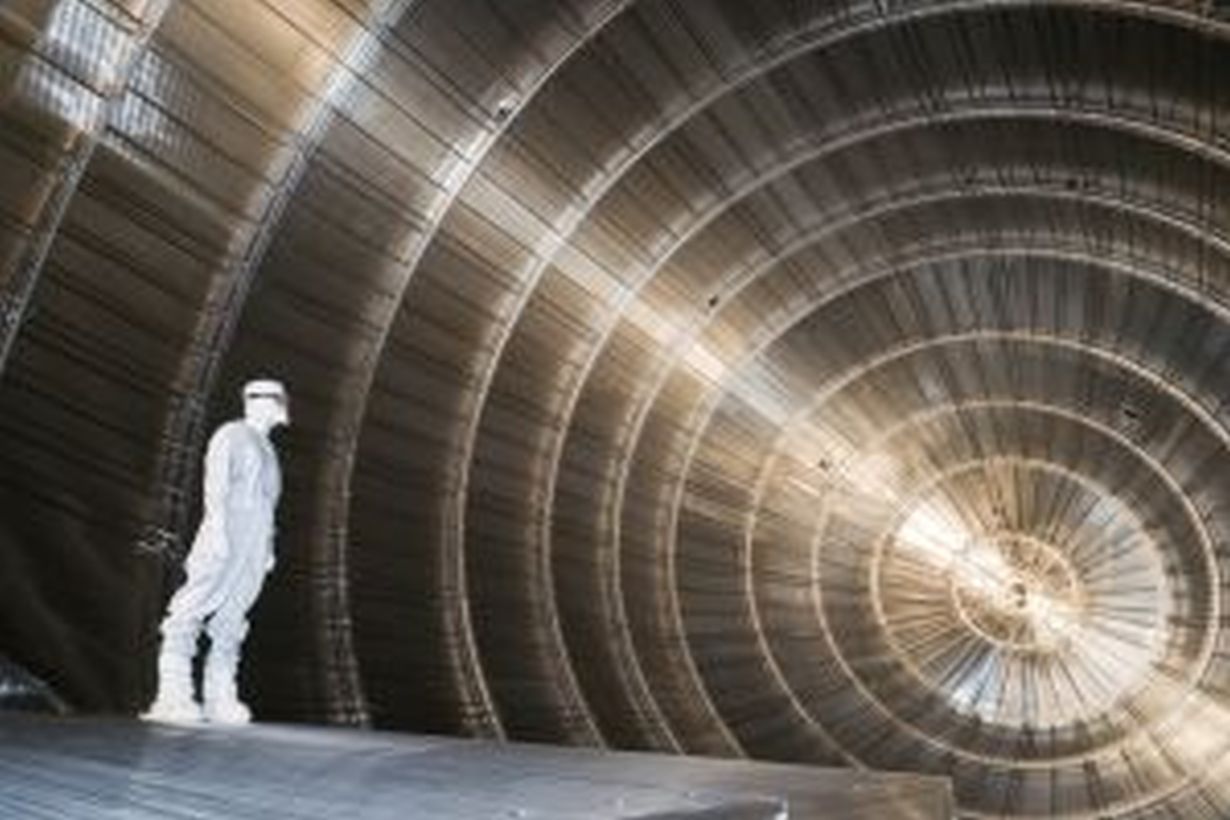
[203,647,250,725]
[143,648,202,724]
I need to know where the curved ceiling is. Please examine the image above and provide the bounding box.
[2,0,1230,816]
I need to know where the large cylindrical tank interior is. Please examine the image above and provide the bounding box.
[2,1,1230,816]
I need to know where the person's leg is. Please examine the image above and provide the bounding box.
[202,611,249,724]
[145,569,215,721]
[145,531,230,722]
[201,564,264,724]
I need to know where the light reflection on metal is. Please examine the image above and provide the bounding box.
[605,235,1230,774]
[538,111,1230,763]
[880,469,1167,729]
[553,130,1230,751]
[330,0,639,746]
[668,257,1226,814]
[0,0,174,375]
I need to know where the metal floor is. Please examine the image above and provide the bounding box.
[0,715,951,819]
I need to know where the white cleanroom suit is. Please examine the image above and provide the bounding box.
[145,380,287,725]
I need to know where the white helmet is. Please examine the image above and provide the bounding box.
[242,379,287,404]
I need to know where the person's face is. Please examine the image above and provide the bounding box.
[246,394,290,429]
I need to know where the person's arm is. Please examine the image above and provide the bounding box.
[200,425,234,536]
[265,455,279,573]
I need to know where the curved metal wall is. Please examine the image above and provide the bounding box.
[3,1,1230,816]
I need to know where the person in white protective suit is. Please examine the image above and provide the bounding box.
[144,379,289,725]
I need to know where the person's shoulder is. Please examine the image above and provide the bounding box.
[209,420,250,445]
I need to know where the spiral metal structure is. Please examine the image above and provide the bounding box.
[2,1,1230,816]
